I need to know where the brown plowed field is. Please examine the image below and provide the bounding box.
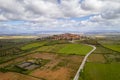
[0,53,84,80]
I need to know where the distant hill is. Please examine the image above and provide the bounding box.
[0,30,120,36]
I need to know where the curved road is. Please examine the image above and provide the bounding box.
[73,45,96,80]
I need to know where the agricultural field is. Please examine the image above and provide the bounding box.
[99,40,120,52]
[87,54,106,63]
[58,44,93,55]
[0,39,92,80]
[0,39,33,50]
[0,36,38,39]
[0,52,84,80]
[0,40,69,64]
[36,44,93,55]
[0,39,36,64]
[80,62,120,80]
[0,36,119,80]
[2,58,50,74]
[35,44,65,53]
[21,40,69,50]
[29,53,84,80]
[103,45,120,52]
[21,41,47,50]
[79,38,120,80]
[0,72,40,80]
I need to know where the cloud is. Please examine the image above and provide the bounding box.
[0,0,119,20]
[81,0,103,11]
[0,0,120,33]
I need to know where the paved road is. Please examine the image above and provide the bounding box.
[73,45,96,80]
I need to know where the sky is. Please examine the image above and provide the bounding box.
[0,0,120,34]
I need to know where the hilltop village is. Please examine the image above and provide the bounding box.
[38,33,87,40]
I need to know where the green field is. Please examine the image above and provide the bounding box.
[0,40,69,64]
[99,40,120,52]
[36,44,65,52]
[21,41,47,50]
[79,39,120,80]
[36,44,93,55]
[80,62,120,80]
[93,45,117,54]
[101,44,120,52]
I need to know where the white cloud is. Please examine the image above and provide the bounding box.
[0,0,120,33]
[0,0,119,20]
[81,0,103,11]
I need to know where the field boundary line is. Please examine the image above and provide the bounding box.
[73,45,96,80]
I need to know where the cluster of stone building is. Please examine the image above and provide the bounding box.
[37,33,84,40]
[51,33,81,40]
